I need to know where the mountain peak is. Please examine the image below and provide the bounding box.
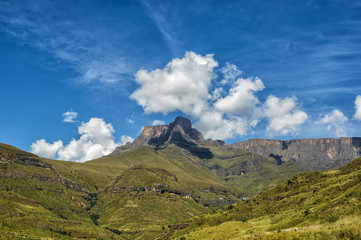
[172,116,192,130]
[109,116,225,157]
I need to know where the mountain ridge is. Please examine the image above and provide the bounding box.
[109,116,225,157]
[230,137,361,171]
[110,116,361,172]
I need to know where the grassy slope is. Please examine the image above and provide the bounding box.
[0,143,122,239]
[86,146,243,239]
[197,146,303,196]
[84,144,306,239]
[45,143,304,199]
[0,143,245,239]
[0,142,316,239]
[91,166,208,239]
[89,145,242,199]
[168,158,361,239]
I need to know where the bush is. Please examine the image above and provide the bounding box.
[90,214,100,225]
[328,215,339,223]
[304,208,310,216]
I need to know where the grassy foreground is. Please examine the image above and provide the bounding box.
[3,141,358,239]
[167,157,361,239]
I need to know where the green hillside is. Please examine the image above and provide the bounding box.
[0,143,122,239]
[192,145,302,196]
[0,140,306,239]
[167,157,361,239]
[3,133,352,240]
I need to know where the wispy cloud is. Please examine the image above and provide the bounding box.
[0,0,130,86]
[62,111,78,123]
[139,0,182,56]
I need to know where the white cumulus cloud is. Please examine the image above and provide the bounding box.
[264,95,308,136]
[152,120,166,126]
[214,77,264,117]
[31,139,63,159]
[130,51,252,140]
[131,51,218,117]
[120,135,134,145]
[220,63,242,85]
[354,95,361,121]
[317,109,348,137]
[131,51,308,140]
[31,118,120,162]
[194,111,248,140]
[62,111,78,123]
[317,109,348,125]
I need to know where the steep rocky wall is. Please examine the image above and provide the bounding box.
[109,116,208,156]
[228,138,361,171]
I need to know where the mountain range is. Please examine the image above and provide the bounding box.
[0,116,360,239]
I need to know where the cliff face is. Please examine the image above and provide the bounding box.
[228,138,361,171]
[109,116,225,157]
[110,116,361,172]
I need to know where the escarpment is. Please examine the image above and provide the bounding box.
[229,137,361,171]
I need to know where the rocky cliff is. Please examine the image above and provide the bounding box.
[110,116,361,171]
[109,116,225,157]
[228,138,361,171]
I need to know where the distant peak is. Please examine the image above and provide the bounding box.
[171,116,192,130]
[108,116,206,156]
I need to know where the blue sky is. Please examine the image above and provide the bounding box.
[1,0,361,161]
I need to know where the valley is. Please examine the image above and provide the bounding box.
[0,116,360,239]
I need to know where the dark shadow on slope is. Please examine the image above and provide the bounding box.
[269,153,283,165]
[172,140,214,160]
[147,121,214,160]
[169,131,213,159]
[351,137,361,155]
[153,131,214,160]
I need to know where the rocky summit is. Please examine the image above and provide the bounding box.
[109,116,224,157]
[229,137,361,171]
[111,116,361,172]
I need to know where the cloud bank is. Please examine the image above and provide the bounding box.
[131,51,218,116]
[131,51,308,139]
[31,139,63,159]
[264,96,308,136]
[31,118,129,162]
[317,109,349,137]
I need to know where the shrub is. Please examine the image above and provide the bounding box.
[328,215,339,223]
[304,208,310,216]
[90,214,100,225]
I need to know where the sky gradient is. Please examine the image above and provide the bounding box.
[1,0,361,162]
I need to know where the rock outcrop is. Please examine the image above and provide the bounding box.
[109,116,361,171]
[109,116,225,157]
[228,138,361,171]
